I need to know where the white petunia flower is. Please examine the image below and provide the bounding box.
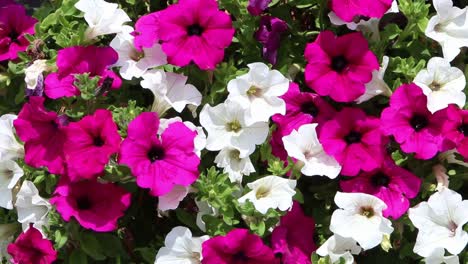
[15,180,51,233]
[0,160,23,209]
[195,200,218,232]
[425,0,468,61]
[158,185,190,212]
[0,114,24,161]
[424,248,459,264]
[199,100,269,157]
[238,175,296,214]
[316,234,362,264]
[0,223,16,260]
[414,57,466,113]
[330,192,394,250]
[141,70,202,116]
[356,56,392,104]
[24,60,49,90]
[227,62,289,125]
[75,0,131,40]
[110,26,167,80]
[432,164,450,191]
[159,117,206,157]
[154,226,209,264]
[214,147,256,183]
[282,123,341,178]
[408,187,468,257]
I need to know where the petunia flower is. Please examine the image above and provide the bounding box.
[355,56,392,104]
[0,3,37,61]
[316,234,362,264]
[329,0,394,23]
[319,107,387,176]
[74,0,131,40]
[214,147,255,183]
[425,0,468,61]
[199,100,269,157]
[7,226,57,264]
[155,226,209,264]
[247,0,272,16]
[110,25,167,80]
[201,228,279,264]
[380,83,444,159]
[435,105,468,160]
[238,175,296,214]
[0,160,23,209]
[141,70,202,116]
[157,185,190,212]
[119,112,200,197]
[13,96,68,174]
[15,180,51,232]
[414,57,466,113]
[64,109,121,181]
[408,187,468,257]
[424,248,459,264]
[304,31,379,102]
[330,192,394,250]
[51,180,131,232]
[0,114,23,161]
[24,59,49,90]
[254,16,288,65]
[283,123,341,178]
[44,46,121,99]
[158,117,206,158]
[340,157,422,219]
[271,201,317,264]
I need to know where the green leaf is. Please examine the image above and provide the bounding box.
[69,249,88,264]
[80,232,106,261]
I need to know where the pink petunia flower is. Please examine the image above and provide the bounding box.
[134,0,235,70]
[330,0,393,23]
[304,31,379,102]
[319,107,387,176]
[435,105,468,160]
[13,96,68,174]
[340,157,422,219]
[0,3,37,61]
[271,201,317,264]
[271,82,336,160]
[44,46,121,99]
[50,179,131,232]
[119,112,200,197]
[247,0,272,16]
[255,16,288,65]
[202,228,279,264]
[64,109,121,181]
[7,226,57,264]
[381,83,444,160]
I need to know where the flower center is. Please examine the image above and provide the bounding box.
[187,24,204,36]
[360,206,375,218]
[8,30,19,43]
[410,114,428,132]
[232,251,249,262]
[429,81,442,91]
[229,149,241,161]
[448,221,457,237]
[300,101,319,117]
[458,123,468,136]
[147,145,165,162]
[246,85,262,98]
[255,186,271,199]
[331,55,348,73]
[344,131,362,144]
[371,172,391,187]
[93,136,105,147]
[76,196,92,210]
[129,49,145,61]
[226,120,242,133]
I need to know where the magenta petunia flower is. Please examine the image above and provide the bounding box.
[13,96,68,174]
[435,105,468,160]
[134,0,235,70]
[271,82,336,160]
[381,83,444,160]
[271,201,317,264]
[255,16,288,65]
[202,228,279,264]
[330,0,393,23]
[304,31,379,102]
[247,0,272,16]
[50,179,131,232]
[340,157,422,219]
[64,109,121,181]
[319,107,387,176]
[7,226,57,264]
[119,112,200,197]
[44,46,121,99]
[0,3,37,61]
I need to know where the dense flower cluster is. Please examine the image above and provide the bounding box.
[0,0,467,263]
